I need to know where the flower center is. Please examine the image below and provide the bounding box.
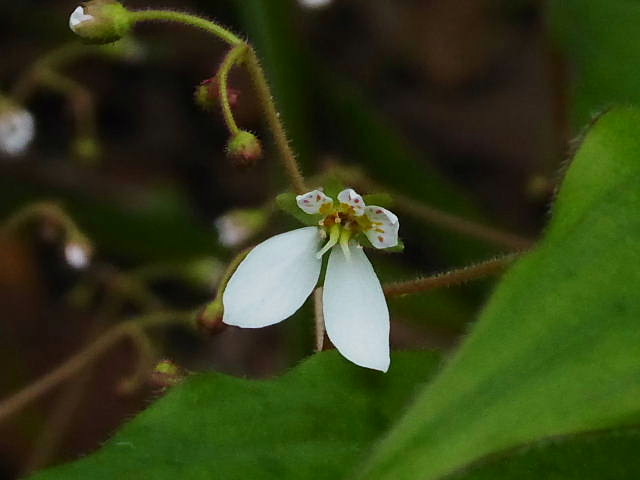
[316,203,371,260]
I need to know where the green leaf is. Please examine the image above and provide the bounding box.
[357,107,640,479]
[30,350,441,480]
[448,428,640,480]
[549,0,640,126]
[275,192,320,226]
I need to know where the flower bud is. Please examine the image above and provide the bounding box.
[0,100,35,157]
[194,77,240,112]
[73,136,101,163]
[214,208,267,248]
[64,240,92,269]
[196,299,226,336]
[69,0,131,44]
[150,359,185,390]
[226,131,262,169]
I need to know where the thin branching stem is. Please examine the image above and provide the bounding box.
[244,47,307,194]
[384,253,521,298]
[217,44,248,135]
[129,9,307,193]
[129,10,242,46]
[0,310,194,424]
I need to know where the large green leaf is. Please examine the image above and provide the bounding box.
[30,350,441,479]
[448,428,640,480]
[549,0,640,125]
[357,107,640,478]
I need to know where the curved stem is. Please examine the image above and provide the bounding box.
[129,9,307,193]
[383,253,521,298]
[0,310,194,424]
[129,10,242,46]
[116,324,156,395]
[245,46,307,194]
[37,70,99,161]
[11,43,96,104]
[198,247,251,333]
[218,44,248,135]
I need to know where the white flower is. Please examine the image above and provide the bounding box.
[69,6,95,33]
[0,107,35,157]
[222,188,399,372]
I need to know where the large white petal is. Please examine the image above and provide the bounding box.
[323,244,390,372]
[223,227,322,328]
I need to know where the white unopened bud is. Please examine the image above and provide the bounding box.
[214,209,267,248]
[298,0,333,9]
[69,0,131,44]
[64,242,91,269]
[0,104,35,157]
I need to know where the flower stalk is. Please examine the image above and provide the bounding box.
[0,310,195,424]
[123,8,307,193]
[383,253,521,298]
[197,247,252,335]
[218,44,248,136]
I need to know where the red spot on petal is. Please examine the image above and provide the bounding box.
[354,198,360,203]
[316,194,321,201]
[303,199,309,203]
[376,209,382,214]
[378,236,384,243]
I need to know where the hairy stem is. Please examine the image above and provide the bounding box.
[217,44,249,135]
[384,253,521,298]
[129,10,242,46]
[0,310,193,424]
[129,9,307,193]
[245,46,307,193]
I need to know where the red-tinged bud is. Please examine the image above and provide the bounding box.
[69,0,131,44]
[226,130,262,169]
[194,77,240,112]
[150,359,186,390]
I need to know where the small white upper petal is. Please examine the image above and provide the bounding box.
[69,6,94,31]
[337,188,365,216]
[323,243,390,372]
[364,206,400,249]
[223,227,322,328]
[296,189,333,215]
